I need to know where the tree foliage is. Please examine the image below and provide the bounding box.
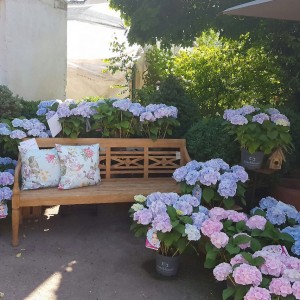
[173,30,287,115]
[109,0,259,47]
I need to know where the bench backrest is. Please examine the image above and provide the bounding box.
[34,138,190,179]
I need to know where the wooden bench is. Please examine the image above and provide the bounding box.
[12,138,191,246]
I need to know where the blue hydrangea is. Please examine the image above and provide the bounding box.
[198,167,220,186]
[231,165,249,183]
[172,166,188,182]
[0,127,11,136]
[252,113,269,124]
[217,179,237,198]
[57,103,72,118]
[266,108,280,115]
[259,197,278,209]
[185,224,201,241]
[0,187,13,200]
[191,212,209,229]
[71,102,97,118]
[292,240,300,256]
[146,192,162,207]
[282,226,300,240]
[266,206,286,225]
[276,201,298,220]
[46,111,56,120]
[173,200,193,215]
[10,130,26,140]
[204,159,229,171]
[0,157,13,165]
[0,172,14,186]
[228,115,248,125]
[180,194,200,207]
[149,200,167,217]
[185,170,200,186]
[238,105,256,116]
[185,160,202,171]
[160,193,179,206]
[128,103,145,117]
[112,99,132,111]
[198,205,209,215]
[139,112,156,122]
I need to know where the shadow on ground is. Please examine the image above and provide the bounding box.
[0,203,223,300]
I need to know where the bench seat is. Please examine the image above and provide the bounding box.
[18,177,180,206]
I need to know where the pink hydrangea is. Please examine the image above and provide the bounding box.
[210,232,229,249]
[227,210,248,222]
[213,263,232,281]
[244,287,271,300]
[283,269,300,283]
[292,281,300,299]
[260,256,284,277]
[209,207,228,221]
[200,218,223,238]
[269,278,292,297]
[282,256,300,271]
[230,254,248,266]
[232,264,262,286]
[233,233,251,249]
[246,215,267,230]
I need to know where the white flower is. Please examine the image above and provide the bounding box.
[131,203,144,212]
[134,194,146,203]
[185,224,201,241]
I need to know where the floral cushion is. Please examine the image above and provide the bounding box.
[55,144,100,190]
[20,148,61,190]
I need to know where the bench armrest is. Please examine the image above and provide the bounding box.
[13,156,21,197]
[182,146,191,163]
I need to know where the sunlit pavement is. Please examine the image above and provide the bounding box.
[0,204,222,299]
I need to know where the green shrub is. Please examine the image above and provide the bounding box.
[185,117,240,165]
[137,75,199,137]
[279,107,300,169]
[20,100,40,119]
[0,85,23,118]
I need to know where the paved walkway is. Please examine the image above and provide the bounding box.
[0,204,223,300]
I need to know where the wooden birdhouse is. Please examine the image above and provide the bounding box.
[268,148,286,170]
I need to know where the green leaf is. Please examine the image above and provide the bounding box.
[252,256,265,267]
[204,258,217,269]
[180,216,193,224]
[225,243,240,255]
[224,197,235,209]
[233,234,251,246]
[222,287,235,300]
[174,223,185,234]
[234,286,247,300]
[202,187,215,203]
[250,238,262,252]
[240,252,253,264]
[176,237,188,254]
[63,127,71,135]
[235,221,246,232]
[260,277,271,288]
[167,206,177,221]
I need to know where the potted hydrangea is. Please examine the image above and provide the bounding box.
[129,192,206,276]
[172,159,248,209]
[223,105,293,169]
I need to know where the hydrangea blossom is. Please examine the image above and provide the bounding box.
[209,207,229,221]
[252,113,270,124]
[246,215,267,230]
[244,287,271,300]
[152,213,172,233]
[191,212,209,230]
[259,197,278,209]
[0,187,13,200]
[172,166,188,182]
[210,232,229,249]
[213,263,232,281]
[184,224,201,241]
[198,167,220,186]
[133,208,153,225]
[10,130,26,139]
[112,99,132,111]
[0,172,14,186]
[233,233,251,249]
[201,219,223,237]
[140,112,156,122]
[292,281,300,299]
[232,264,262,286]
[266,206,286,225]
[269,278,292,297]
[260,256,284,277]
[230,254,248,266]
[283,269,300,283]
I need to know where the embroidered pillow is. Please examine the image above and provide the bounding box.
[55,144,100,190]
[20,148,61,190]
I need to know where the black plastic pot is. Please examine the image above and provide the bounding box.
[155,253,179,276]
[241,148,264,170]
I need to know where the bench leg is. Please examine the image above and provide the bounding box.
[12,208,20,247]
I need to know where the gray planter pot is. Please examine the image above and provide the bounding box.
[241,148,264,170]
[155,253,179,276]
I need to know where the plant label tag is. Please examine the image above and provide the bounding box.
[18,138,39,153]
[47,113,62,137]
[0,202,8,219]
[146,227,160,251]
[176,151,181,159]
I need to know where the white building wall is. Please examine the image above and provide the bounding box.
[0,0,67,101]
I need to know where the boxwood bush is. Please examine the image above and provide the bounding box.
[185,117,240,165]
